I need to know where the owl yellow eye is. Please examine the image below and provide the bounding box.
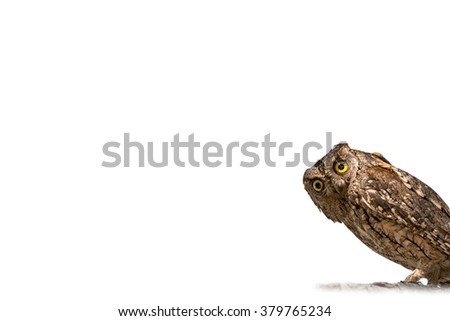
[312,179,324,192]
[334,161,348,174]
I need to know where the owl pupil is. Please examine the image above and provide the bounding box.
[338,164,345,170]
[315,182,321,189]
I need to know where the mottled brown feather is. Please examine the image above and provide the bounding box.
[304,143,450,285]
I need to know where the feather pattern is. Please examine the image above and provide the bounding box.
[304,144,450,285]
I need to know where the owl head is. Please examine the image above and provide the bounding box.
[303,143,361,222]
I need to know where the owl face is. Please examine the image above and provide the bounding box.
[303,143,359,222]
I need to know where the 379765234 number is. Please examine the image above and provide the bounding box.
[260,305,331,317]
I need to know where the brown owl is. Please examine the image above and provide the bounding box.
[303,143,450,285]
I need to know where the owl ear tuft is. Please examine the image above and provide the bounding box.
[372,152,391,164]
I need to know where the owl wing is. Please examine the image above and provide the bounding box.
[351,162,450,256]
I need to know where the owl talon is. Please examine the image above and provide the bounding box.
[404,265,441,285]
[404,268,425,284]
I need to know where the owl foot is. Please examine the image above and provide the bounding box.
[404,264,441,285]
[404,268,425,284]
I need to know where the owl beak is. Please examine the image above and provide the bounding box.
[334,179,347,196]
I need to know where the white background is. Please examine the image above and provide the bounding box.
[1,1,450,320]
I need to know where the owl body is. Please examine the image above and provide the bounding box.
[303,144,450,285]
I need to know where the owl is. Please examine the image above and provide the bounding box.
[303,143,450,285]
